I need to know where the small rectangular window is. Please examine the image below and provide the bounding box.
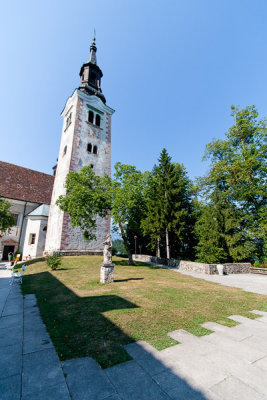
[65,113,72,129]
[29,233,36,245]
[11,214,19,226]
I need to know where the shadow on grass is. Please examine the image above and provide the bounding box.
[20,270,212,399]
[114,278,144,282]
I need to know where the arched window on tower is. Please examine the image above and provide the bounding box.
[87,143,92,153]
[88,111,94,124]
[95,114,101,127]
[93,145,97,155]
[63,145,67,157]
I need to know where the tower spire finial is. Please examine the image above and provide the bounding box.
[89,31,97,64]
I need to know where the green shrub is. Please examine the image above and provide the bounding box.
[46,253,62,270]
[254,260,261,268]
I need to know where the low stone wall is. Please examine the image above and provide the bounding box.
[178,260,211,274]
[213,263,250,274]
[250,267,267,275]
[133,255,251,275]
[133,255,179,268]
[55,250,103,257]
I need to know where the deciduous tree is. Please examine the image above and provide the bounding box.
[56,166,111,241]
[111,163,148,265]
[196,105,267,262]
[0,197,15,233]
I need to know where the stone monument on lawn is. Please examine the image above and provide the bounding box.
[100,235,114,284]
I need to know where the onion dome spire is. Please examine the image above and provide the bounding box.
[79,33,106,104]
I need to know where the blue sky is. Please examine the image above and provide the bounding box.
[1,0,267,181]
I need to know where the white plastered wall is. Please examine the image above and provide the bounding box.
[44,92,78,252]
[23,216,48,258]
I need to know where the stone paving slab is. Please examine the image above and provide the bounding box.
[24,293,37,308]
[205,347,267,397]
[125,340,160,359]
[241,334,267,354]
[200,331,265,363]
[2,299,23,317]
[253,356,267,372]
[132,352,168,376]
[165,354,228,391]
[23,323,53,354]
[0,312,23,330]
[167,329,217,356]
[105,360,171,400]
[21,382,71,400]
[164,379,207,400]
[210,376,266,400]
[22,348,68,398]
[0,343,22,379]
[0,374,21,400]
[63,357,117,400]
[201,321,251,341]
[0,324,23,347]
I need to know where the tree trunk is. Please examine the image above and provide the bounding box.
[156,238,160,258]
[119,223,134,265]
[166,227,170,259]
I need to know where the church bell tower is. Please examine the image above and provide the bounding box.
[45,37,115,254]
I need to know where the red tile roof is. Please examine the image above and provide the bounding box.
[0,161,54,204]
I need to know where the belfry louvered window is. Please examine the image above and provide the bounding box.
[95,114,100,127]
[88,111,94,123]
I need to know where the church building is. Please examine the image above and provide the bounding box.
[0,161,54,260]
[0,38,114,260]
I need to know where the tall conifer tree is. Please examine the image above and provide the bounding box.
[142,149,195,259]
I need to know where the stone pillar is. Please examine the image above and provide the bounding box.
[100,263,114,284]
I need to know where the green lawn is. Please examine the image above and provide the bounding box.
[22,256,267,368]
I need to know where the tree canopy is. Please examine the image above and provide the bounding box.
[111,162,148,265]
[0,197,15,233]
[195,105,267,262]
[56,166,111,241]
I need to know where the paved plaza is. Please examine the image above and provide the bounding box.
[1,263,267,399]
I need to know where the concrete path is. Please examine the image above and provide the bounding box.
[177,270,267,295]
[0,264,71,400]
[1,262,267,399]
[145,261,267,295]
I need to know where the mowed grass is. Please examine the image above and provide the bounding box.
[22,256,267,368]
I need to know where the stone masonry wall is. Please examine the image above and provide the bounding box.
[45,88,114,254]
[133,255,251,275]
[60,92,112,251]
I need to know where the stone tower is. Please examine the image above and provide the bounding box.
[45,37,115,254]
